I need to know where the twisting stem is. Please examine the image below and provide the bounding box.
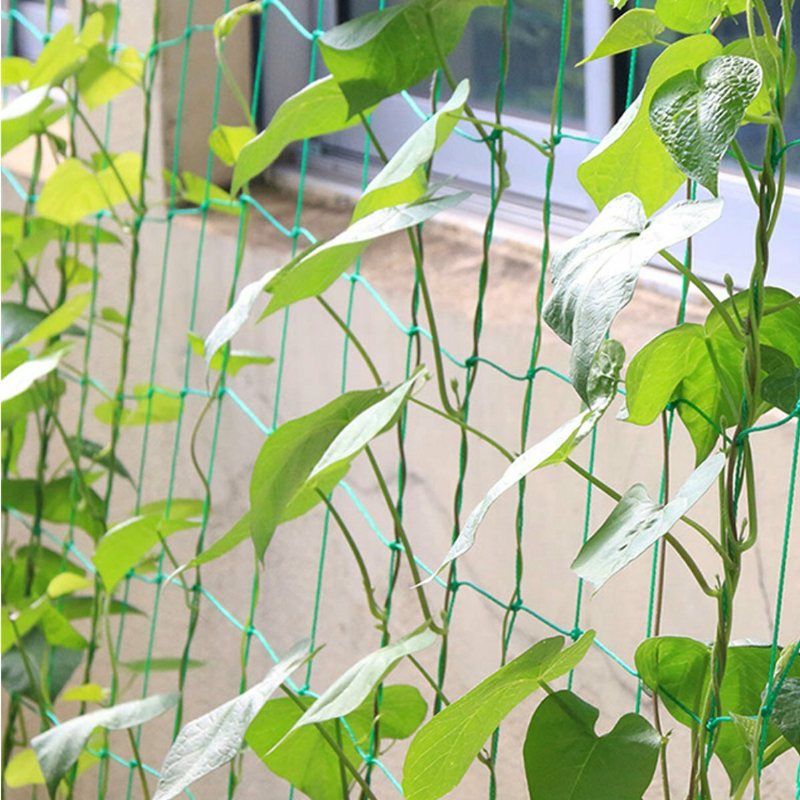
[365,447,445,635]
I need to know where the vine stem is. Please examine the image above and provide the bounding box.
[658,250,743,340]
[365,447,446,636]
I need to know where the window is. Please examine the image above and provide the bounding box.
[265,2,799,292]
[9,0,68,61]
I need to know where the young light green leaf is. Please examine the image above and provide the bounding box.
[649,56,762,194]
[170,170,239,215]
[94,384,182,426]
[1,56,33,86]
[93,514,198,591]
[403,632,595,800]
[46,573,93,599]
[280,629,436,741]
[578,9,665,65]
[423,340,623,583]
[187,331,273,375]
[0,351,66,403]
[32,693,178,797]
[571,452,725,590]
[14,293,90,349]
[578,35,721,215]
[523,690,661,800]
[37,153,142,226]
[61,683,107,703]
[655,0,722,34]
[77,45,144,109]
[232,76,373,193]
[770,678,800,751]
[208,125,256,166]
[319,0,503,116]
[352,80,470,221]
[27,24,87,88]
[543,193,722,400]
[153,641,310,800]
[4,748,46,788]
[247,685,426,800]
[203,267,282,361]
[261,193,467,317]
[636,638,800,790]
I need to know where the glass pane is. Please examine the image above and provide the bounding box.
[343,0,585,126]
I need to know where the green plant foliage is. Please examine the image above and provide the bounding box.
[66,436,135,485]
[649,56,762,194]
[636,637,800,791]
[37,153,142,226]
[261,192,468,317]
[32,693,178,797]
[184,511,252,569]
[771,678,800,751]
[578,35,721,214]
[543,193,721,399]
[654,0,722,34]
[0,349,68,403]
[187,331,272,375]
[77,45,144,109]
[12,293,90,349]
[208,124,256,166]
[249,374,422,559]
[578,9,665,65]
[247,685,427,800]
[168,170,239,215]
[232,76,374,193]
[213,1,262,41]
[761,346,800,414]
[2,476,105,540]
[722,37,796,118]
[571,452,724,589]
[523,690,661,799]
[352,80,469,220]
[425,339,623,581]
[153,642,310,800]
[624,288,800,460]
[1,628,83,702]
[93,513,200,591]
[319,0,503,116]
[0,85,66,156]
[121,658,206,673]
[403,633,594,800]
[4,746,98,790]
[284,629,435,740]
[94,383,182,426]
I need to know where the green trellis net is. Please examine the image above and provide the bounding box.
[2,0,799,798]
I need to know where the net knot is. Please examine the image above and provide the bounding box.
[509,599,524,612]
[465,355,479,368]
[388,541,404,552]
[569,627,583,641]
[551,133,563,146]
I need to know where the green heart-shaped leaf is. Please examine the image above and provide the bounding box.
[649,55,762,194]
[523,690,661,799]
